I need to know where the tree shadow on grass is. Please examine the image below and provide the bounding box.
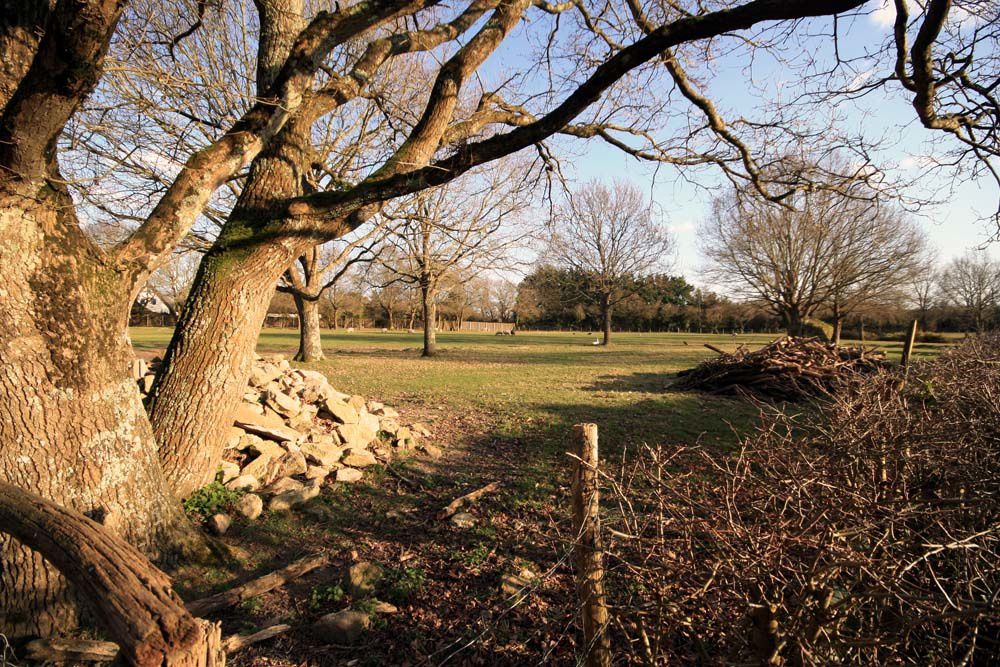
[587,371,681,393]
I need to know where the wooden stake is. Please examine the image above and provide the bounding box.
[901,319,919,369]
[571,423,611,667]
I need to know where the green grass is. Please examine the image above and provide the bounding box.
[131,327,956,459]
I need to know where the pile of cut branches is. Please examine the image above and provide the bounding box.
[674,336,887,400]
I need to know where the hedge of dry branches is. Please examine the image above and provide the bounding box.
[604,335,1000,665]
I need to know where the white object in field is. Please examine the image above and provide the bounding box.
[592,340,600,346]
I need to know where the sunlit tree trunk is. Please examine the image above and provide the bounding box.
[294,294,325,361]
[150,116,313,497]
[150,0,312,496]
[422,282,437,356]
[150,227,309,498]
[0,181,194,638]
[600,292,612,345]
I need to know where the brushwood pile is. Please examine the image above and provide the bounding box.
[675,336,888,401]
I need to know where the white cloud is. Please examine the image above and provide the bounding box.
[668,221,696,234]
[899,154,937,170]
[869,0,980,30]
[869,1,895,28]
[134,148,182,177]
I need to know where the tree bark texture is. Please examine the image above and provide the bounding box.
[0,182,193,638]
[150,238,306,498]
[0,482,224,666]
[150,115,318,497]
[293,293,325,361]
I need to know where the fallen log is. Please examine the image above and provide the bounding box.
[436,481,502,520]
[23,623,294,662]
[0,482,224,666]
[222,623,292,653]
[23,638,119,663]
[186,553,328,617]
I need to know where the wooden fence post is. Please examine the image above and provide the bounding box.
[901,319,919,369]
[571,423,611,667]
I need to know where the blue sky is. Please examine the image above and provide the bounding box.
[493,1,1000,283]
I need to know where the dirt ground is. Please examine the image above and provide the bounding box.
[175,403,586,667]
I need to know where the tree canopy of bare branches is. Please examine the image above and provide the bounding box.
[378,162,533,355]
[702,182,926,338]
[938,249,1000,331]
[546,179,673,345]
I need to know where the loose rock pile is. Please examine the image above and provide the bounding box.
[674,336,888,401]
[134,355,436,527]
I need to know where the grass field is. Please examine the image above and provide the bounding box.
[131,327,953,456]
[131,327,958,663]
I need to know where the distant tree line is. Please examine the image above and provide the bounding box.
[513,267,783,333]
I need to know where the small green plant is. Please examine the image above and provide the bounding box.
[308,584,345,610]
[381,566,426,604]
[353,598,389,629]
[354,597,378,614]
[457,543,491,567]
[182,480,244,519]
[237,596,263,615]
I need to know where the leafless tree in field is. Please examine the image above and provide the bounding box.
[909,250,941,329]
[824,210,926,343]
[546,180,673,345]
[277,230,382,361]
[702,182,925,338]
[938,250,1000,331]
[379,163,533,356]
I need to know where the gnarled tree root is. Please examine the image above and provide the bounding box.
[0,482,224,666]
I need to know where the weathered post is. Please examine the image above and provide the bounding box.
[571,423,611,667]
[901,319,919,369]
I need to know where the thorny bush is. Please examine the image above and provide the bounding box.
[603,335,1000,665]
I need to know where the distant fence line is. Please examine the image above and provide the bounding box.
[454,320,515,333]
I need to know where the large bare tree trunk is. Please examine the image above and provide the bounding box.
[151,0,311,496]
[294,294,325,361]
[150,239,302,498]
[0,183,194,638]
[422,284,437,357]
